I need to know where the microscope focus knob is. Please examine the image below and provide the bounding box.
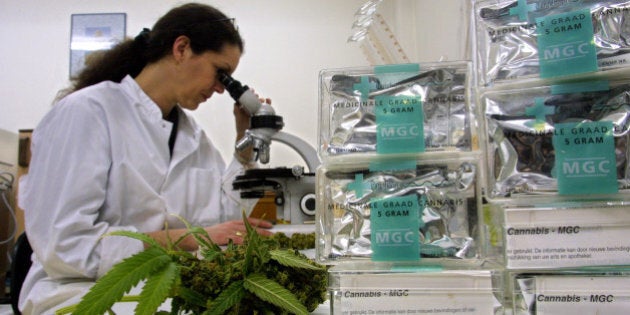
[274,193,285,206]
[300,193,317,216]
[291,165,304,177]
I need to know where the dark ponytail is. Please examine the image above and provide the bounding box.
[62,3,243,97]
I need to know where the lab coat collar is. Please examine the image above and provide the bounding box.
[120,75,202,166]
[120,75,164,124]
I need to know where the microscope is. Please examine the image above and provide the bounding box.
[218,72,320,225]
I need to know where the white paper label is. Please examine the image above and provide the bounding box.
[335,292,493,314]
[534,276,630,315]
[504,206,630,268]
[334,272,496,314]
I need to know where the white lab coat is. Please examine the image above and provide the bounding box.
[18,76,251,314]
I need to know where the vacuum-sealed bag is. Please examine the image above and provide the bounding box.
[474,0,630,86]
[315,153,483,263]
[481,78,630,199]
[318,62,474,161]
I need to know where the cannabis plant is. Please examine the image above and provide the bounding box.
[56,214,327,315]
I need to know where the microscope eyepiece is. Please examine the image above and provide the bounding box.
[218,71,248,101]
[217,71,263,116]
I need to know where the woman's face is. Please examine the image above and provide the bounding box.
[175,43,241,111]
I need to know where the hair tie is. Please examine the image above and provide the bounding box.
[134,28,151,46]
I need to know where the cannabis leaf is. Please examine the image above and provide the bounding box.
[168,213,219,252]
[71,246,171,315]
[61,212,328,314]
[270,249,325,270]
[135,261,178,315]
[242,213,259,275]
[243,273,309,315]
[173,286,206,312]
[205,280,246,315]
[106,230,162,249]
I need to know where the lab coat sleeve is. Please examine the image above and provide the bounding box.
[22,97,143,281]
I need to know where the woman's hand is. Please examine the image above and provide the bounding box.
[204,217,273,245]
[233,102,251,140]
[146,217,273,250]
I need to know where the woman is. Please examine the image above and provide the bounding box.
[18,3,272,314]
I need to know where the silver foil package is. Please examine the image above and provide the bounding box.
[481,80,630,198]
[318,62,473,160]
[315,154,482,263]
[474,0,630,86]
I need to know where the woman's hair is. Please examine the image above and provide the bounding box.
[62,3,242,96]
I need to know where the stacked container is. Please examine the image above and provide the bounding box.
[313,1,630,313]
[473,0,630,314]
[316,62,505,313]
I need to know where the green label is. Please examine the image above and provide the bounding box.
[353,76,377,102]
[369,156,416,172]
[551,80,610,95]
[375,63,420,76]
[509,0,536,21]
[552,121,618,195]
[370,195,421,261]
[536,8,597,78]
[374,64,421,87]
[347,173,369,199]
[375,95,424,154]
[526,98,554,128]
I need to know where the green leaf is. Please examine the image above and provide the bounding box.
[54,304,76,315]
[172,229,197,248]
[72,247,172,315]
[167,250,196,260]
[169,213,219,252]
[270,249,324,270]
[205,280,245,315]
[173,227,216,251]
[199,249,222,262]
[175,286,207,308]
[189,226,220,250]
[135,261,179,315]
[243,274,308,315]
[55,299,141,315]
[242,210,255,234]
[242,211,258,275]
[106,230,164,250]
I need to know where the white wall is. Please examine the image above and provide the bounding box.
[0,0,368,170]
[0,0,470,171]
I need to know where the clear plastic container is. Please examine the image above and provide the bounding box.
[473,0,630,86]
[479,76,630,201]
[315,152,486,264]
[318,62,475,162]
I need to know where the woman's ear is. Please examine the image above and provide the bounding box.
[172,35,191,63]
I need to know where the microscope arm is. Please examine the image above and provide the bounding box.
[271,131,320,172]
